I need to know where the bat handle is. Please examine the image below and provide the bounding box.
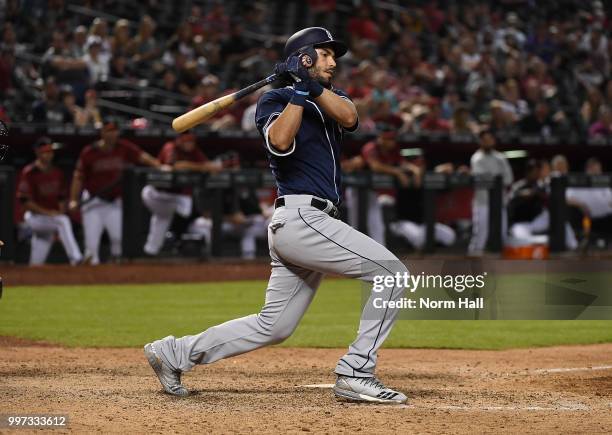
[234,74,278,100]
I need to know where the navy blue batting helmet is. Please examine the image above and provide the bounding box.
[284,27,348,59]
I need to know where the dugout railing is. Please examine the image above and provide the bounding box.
[121,168,505,258]
[4,167,604,262]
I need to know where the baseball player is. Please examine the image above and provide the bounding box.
[142,132,222,256]
[345,115,409,246]
[566,157,612,243]
[69,119,164,264]
[186,187,273,259]
[18,137,83,265]
[390,163,457,251]
[145,27,408,404]
[468,129,513,256]
[508,159,578,249]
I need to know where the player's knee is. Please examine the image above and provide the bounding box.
[257,314,295,344]
[380,259,408,277]
[267,326,293,344]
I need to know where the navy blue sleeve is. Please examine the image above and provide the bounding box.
[333,88,359,132]
[255,90,296,156]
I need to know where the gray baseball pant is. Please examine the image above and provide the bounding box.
[154,195,408,378]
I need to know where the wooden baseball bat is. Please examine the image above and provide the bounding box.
[172,74,279,132]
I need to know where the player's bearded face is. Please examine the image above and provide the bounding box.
[311,47,336,85]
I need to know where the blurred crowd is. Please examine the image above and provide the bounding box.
[0,0,610,141]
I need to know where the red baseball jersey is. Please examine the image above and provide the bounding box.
[361,141,404,166]
[17,163,66,211]
[361,141,405,196]
[75,139,143,200]
[158,141,207,194]
[158,141,207,165]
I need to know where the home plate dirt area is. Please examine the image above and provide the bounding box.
[1,339,611,433]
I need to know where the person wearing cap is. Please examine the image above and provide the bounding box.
[69,119,164,265]
[141,132,222,256]
[17,137,83,265]
[83,35,110,84]
[468,129,514,256]
[345,115,413,246]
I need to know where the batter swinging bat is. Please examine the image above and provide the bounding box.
[172,74,279,133]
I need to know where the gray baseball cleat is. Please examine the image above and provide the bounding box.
[333,375,407,404]
[144,343,189,397]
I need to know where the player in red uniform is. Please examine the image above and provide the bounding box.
[18,137,83,265]
[69,119,164,264]
[141,132,222,256]
[345,115,415,245]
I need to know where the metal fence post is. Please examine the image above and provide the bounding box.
[122,167,143,259]
[549,175,567,252]
[487,175,503,252]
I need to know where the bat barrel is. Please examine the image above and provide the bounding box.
[172,74,278,132]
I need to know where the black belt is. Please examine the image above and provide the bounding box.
[275,196,339,218]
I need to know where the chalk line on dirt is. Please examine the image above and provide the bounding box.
[297,384,335,388]
[533,365,612,374]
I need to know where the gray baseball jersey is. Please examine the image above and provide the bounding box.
[150,88,408,379]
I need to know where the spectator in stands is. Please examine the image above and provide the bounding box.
[203,1,230,38]
[588,105,612,138]
[421,99,451,132]
[83,36,109,85]
[142,132,222,256]
[88,18,111,57]
[468,129,513,256]
[68,118,164,265]
[520,100,567,137]
[128,16,159,74]
[70,26,88,59]
[17,137,83,265]
[581,86,604,129]
[489,100,516,136]
[41,31,88,96]
[499,78,528,121]
[111,19,131,57]
[78,89,100,129]
[450,103,477,135]
[347,3,380,44]
[109,54,130,79]
[58,84,80,126]
[31,76,71,124]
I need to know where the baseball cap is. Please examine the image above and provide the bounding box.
[101,117,119,132]
[176,131,196,144]
[374,114,403,134]
[33,136,57,152]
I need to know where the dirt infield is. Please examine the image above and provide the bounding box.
[1,339,610,433]
[1,261,272,286]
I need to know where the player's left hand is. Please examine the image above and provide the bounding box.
[274,54,311,84]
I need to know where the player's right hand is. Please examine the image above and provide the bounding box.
[68,199,79,212]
